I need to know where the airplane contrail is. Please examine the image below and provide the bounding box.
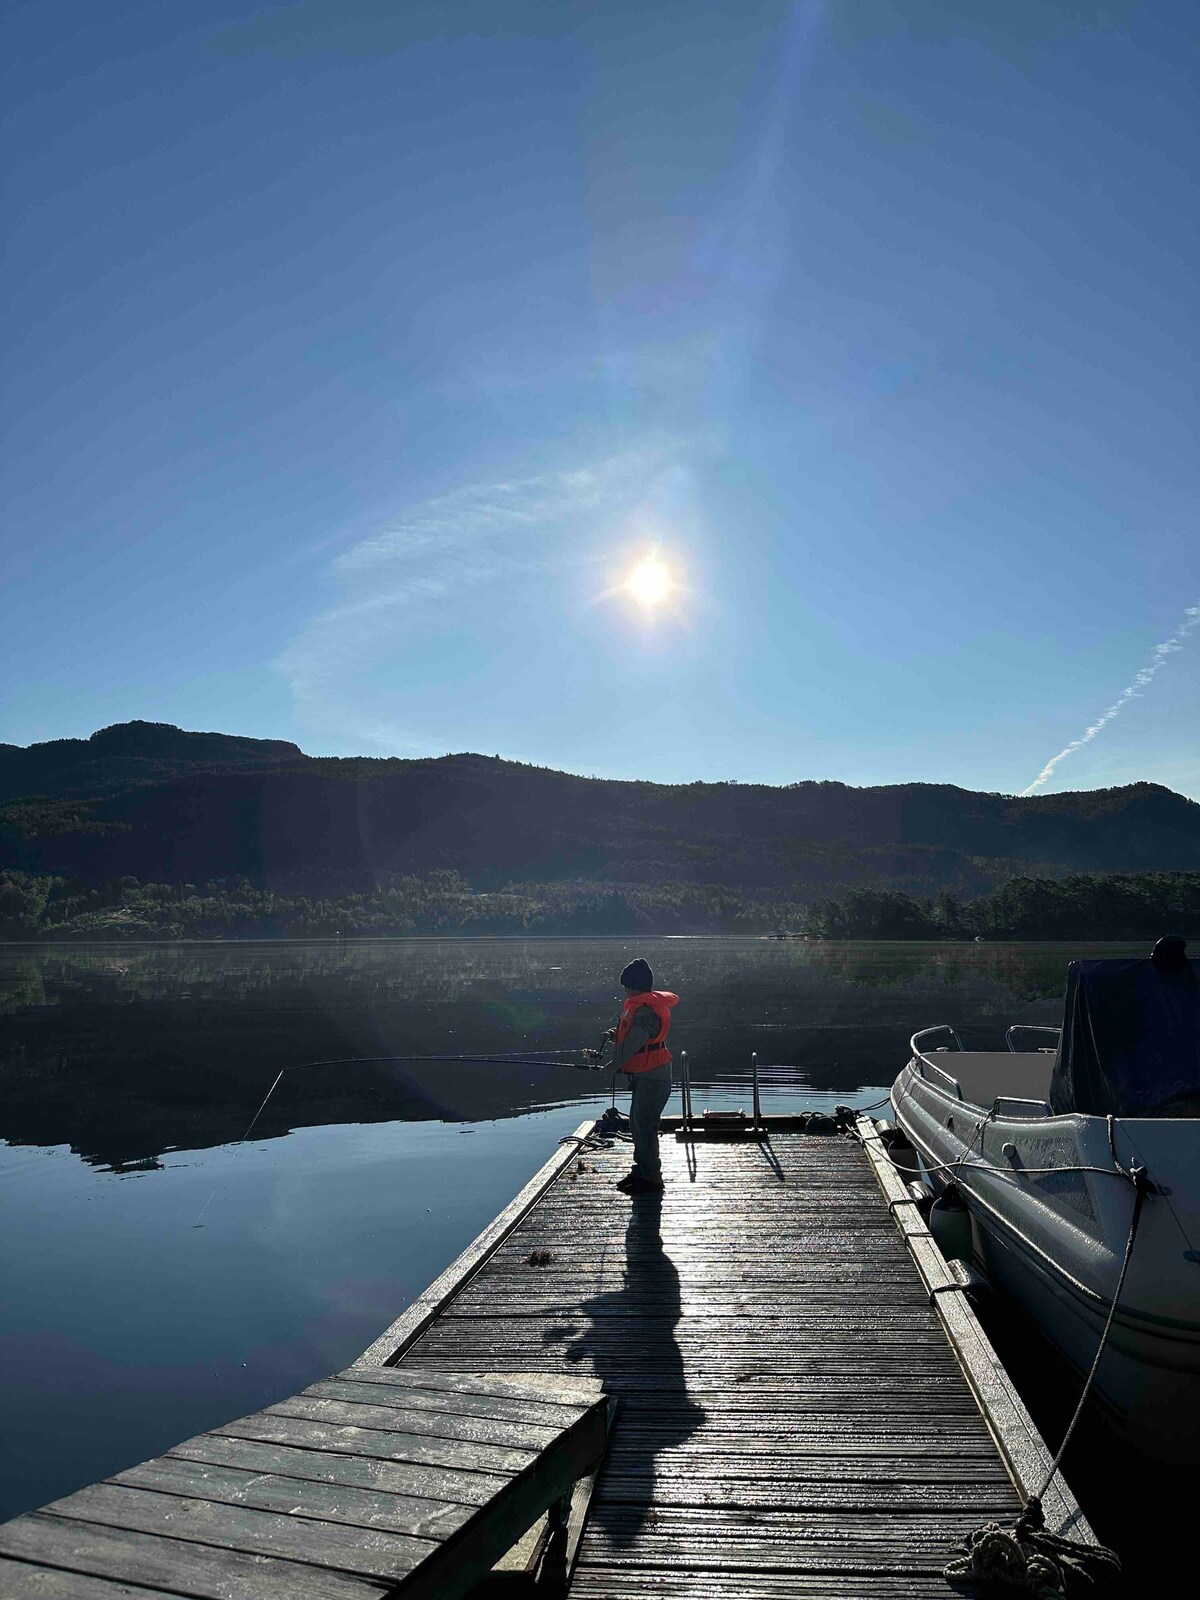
[1020,602,1200,795]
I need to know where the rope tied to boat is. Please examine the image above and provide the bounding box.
[1029,1131,1150,1503]
[943,1114,1148,1596]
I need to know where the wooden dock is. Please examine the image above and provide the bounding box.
[0,1114,1094,1598]
[364,1114,1094,1597]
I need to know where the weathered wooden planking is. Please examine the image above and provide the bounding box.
[0,1515,392,1599]
[0,1559,182,1599]
[265,1391,562,1453]
[1,1366,610,1600]
[1,1117,1090,1600]
[219,1404,537,1475]
[597,1473,1017,1510]
[165,1433,502,1507]
[202,1414,511,1501]
[341,1363,607,1407]
[35,1484,433,1579]
[573,1504,1014,1573]
[570,1572,986,1599]
[316,1370,593,1425]
[110,1457,475,1541]
[393,1123,1092,1598]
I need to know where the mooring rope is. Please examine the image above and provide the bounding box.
[943,1496,1124,1597]
[856,1109,1147,1596]
[1029,1123,1149,1505]
[860,1108,1144,1188]
[942,1165,1141,1595]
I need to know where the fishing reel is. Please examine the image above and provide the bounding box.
[584,1029,616,1068]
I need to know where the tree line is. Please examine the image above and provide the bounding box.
[0,867,1195,941]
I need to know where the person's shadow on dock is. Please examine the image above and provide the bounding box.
[558,1193,705,1547]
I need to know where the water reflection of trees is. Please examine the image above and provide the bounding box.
[809,942,1069,1000]
[0,939,1121,1169]
[4,867,1194,944]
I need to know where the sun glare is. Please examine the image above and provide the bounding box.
[627,557,672,608]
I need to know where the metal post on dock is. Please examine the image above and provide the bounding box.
[751,1051,761,1132]
[680,1049,691,1132]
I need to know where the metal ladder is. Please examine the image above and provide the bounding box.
[679,1049,762,1136]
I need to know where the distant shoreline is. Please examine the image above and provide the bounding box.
[0,934,1154,948]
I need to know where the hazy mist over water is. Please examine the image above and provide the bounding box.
[0,937,1141,1523]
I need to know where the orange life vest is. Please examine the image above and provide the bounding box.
[615,989,678,1073]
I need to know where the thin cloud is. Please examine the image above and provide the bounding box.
[1020,603,1200,795]
[274,449,670,749]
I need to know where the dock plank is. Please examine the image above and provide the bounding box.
[0,1515,391,1599]
[179,1425,509,1505]
[256,1395,540,1467]
[217,1407,534,1476]
[111,1457,475,1541]
[0,1559,183,1599]
[285,1386,566,1449]
[166,1434,502,1507]
[37,1483,434,1579]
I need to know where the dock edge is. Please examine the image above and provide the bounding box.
[357,1117,599,1368]
[855,1113,1096,1544]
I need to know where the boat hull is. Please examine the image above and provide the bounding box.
[891,1057,1200,1464]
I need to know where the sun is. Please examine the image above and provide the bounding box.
[627,557,673,608]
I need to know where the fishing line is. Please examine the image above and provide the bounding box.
[191,1048,601,1226]
[240,1048,602,1141]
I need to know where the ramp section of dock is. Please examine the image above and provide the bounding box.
[0,1368,609,1599]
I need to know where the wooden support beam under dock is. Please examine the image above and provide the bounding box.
[0,1115,1094,1598]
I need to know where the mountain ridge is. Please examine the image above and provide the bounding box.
[3,721,1198,896]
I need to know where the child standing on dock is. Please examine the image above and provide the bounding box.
[601,958,678,1195]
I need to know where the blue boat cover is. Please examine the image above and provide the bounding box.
[1049,956,1200,1117]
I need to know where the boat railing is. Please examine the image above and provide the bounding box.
[910,1025,965,1098]
[1005,1024,1062,1053]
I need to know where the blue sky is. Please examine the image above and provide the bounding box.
[3,0,1197,797]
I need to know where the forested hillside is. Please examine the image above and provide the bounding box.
[2,721,1199,938]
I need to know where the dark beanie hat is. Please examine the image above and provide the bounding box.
[620,958,654,992]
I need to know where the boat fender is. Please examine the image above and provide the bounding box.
[906,1179,936,1212]
[874,1121,918,1161]
[929,1183,973,1263]
[800,1111,838,1135]
[946,1258,990,1298]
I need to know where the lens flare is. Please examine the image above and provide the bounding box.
[627,558,672,607]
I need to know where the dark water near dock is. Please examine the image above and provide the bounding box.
[0,937,1153,1559]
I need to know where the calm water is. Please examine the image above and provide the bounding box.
[0,939,1143,1533]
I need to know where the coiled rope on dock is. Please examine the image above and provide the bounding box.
[943,1494,1123,1597]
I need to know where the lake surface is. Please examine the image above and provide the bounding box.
[0,938,1143,1531]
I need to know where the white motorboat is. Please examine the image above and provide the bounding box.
[890,938,1200,1463]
